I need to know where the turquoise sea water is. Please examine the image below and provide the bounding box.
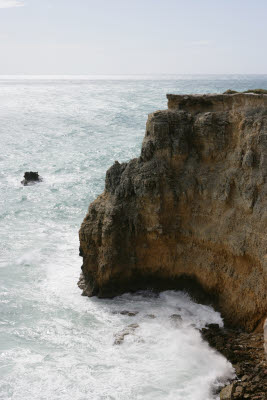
[1,75,267,400]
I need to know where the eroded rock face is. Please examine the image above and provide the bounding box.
[79,93,267,332]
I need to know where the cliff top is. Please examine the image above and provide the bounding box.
[167,92,267,113]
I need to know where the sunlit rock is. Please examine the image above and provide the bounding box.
[79,92,267,332]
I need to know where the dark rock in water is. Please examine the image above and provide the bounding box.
[206,323,220,331]
[24,171,39,181]
[21,171,41,186]
[170,314,183,326]
[119,310,138,316]
[112,310,139,316]
[146,314,156,319]
[170,314,182,321]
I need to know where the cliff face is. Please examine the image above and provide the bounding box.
[79,93,267,332]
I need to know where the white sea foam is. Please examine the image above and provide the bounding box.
[1,76,266,399]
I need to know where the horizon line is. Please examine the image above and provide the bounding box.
[0,73,267,80]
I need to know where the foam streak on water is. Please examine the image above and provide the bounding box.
[1,75,267,400]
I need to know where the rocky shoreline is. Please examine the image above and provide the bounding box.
[79,92,267,398]
[202,324,267,399]
[79,92,267,333]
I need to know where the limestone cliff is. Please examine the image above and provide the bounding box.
[79,93,267,332]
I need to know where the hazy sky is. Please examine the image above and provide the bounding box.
[0,0,266,75]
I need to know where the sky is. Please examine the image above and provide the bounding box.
[0,0,266,75]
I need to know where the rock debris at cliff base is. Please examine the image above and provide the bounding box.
[202,324,267,399]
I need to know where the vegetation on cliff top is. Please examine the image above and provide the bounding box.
[223,89,267,94]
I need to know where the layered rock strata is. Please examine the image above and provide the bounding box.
[79,93,267,332]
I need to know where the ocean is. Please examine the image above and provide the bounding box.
[1,75,267,400]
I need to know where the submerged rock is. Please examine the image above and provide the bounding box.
[113,323,139,345]
[79,92,267,333]
[112,310,138,316]
[21,171,41,186]
[119,310,138,316]
[170,314,182,325]
[146,314,156,319]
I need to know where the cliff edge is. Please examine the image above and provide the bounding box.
[79,93,267,332]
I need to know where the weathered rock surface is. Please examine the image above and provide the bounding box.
[113,323,139,345]
[79,93,267,332]
[220,383,234,400]
[202,324,267,399]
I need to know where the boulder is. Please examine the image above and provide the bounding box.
[21,171,41,186]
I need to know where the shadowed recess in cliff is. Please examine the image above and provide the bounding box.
[79,93,267,332]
